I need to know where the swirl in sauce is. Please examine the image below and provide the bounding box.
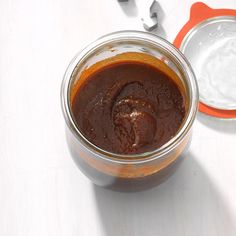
[71,53,186,155]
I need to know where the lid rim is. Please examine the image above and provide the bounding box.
[174,10,236,119]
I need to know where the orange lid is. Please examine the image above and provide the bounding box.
[174,2,236,119]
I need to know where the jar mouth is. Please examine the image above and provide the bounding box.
[61,30,199,164]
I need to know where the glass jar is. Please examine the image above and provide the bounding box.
[61,31,199,191]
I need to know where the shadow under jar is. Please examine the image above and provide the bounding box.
[61,31,199,191]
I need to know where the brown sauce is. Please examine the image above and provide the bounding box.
[71,53,186,155]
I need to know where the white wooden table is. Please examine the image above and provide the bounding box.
[1,0,236,235]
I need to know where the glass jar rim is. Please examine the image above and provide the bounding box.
[61,30,199,164]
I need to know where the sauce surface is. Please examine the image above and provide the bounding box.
[71,58,186,155]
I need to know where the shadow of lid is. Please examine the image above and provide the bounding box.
[197,112,236,134]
